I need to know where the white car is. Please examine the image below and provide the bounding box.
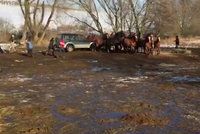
[56,33,96,52]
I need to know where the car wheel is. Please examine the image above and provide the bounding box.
[90,43,96,51]
[67,44,74,52]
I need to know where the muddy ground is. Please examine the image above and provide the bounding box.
[0,48,200,134]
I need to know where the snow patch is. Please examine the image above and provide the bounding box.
[114,76,148,84]
[7,75,32,83]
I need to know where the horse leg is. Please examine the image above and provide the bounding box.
[141,44,145,54]
[106,45,110,53]
[132,46,136,54]
[96,45,101,51]
[125,46,129,53]
[119,44,123,52]
[144,44,148,54]
[90,43,97,52]
[145,46,151,55]
[135,45,139,53]
[152,49,154,55]
[142,46,145,53]
[145,46,148,55]
[129,46,132,53]
[115,43,121,52]
[157,47,160,55]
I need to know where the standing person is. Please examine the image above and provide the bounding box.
[59,39,65,51]
[175,35,180,49]
[26,38,33,57]
[47,37,56,57]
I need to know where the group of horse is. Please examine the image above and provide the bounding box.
[87,31,161,55]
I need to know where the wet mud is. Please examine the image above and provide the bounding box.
[0,49,200,133]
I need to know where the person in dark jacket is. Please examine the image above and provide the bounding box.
[47,38,56,57]
[175,35,180,49]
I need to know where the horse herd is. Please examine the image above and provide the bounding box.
[87,31,161,55]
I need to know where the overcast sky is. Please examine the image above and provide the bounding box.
[0,4,109,30]
[1,0,144,30]
[0,4,22,28]
[0,4,59,29]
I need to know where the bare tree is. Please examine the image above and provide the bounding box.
[66,0,131,34]
[174,0,200,36]
[147,0,200,36]
[126,0,153,37]
[174,0,192,36]
[0,18,15,42]
[64,0,200,37]
[189,0,200,35]
[96,0,129,32]
[66,0,104,34]
[17,0,58,44]
[0,18,15,33]
[145,0,177,36]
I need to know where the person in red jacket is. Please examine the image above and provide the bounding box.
[59,39,65,49]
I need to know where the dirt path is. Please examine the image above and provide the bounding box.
[0,49,200,133]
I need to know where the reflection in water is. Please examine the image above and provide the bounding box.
[91,67,111,72]
[170,76,200,83]
[96,112,126,119]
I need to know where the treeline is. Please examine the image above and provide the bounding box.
[65,0,200,37]
[1,0,200,44]
[150,0,200,37]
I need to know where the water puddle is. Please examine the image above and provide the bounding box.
[178,67,199,70]
[96,112,127,119]
[160,102,183,133]
[66,70,87,76]
[50,99,80,123]
[95,112,126,128]
[3,116,15,124]
[145,71,172,76]
[169,76,200,83]
[51,98,126,131]
[91,67,112,72]
[159,63,177,67]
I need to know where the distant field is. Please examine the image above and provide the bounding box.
[162,37,200,48]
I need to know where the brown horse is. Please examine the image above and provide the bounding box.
[122,33,137,53]
[106,31,125,52]
[87,32,137,53]
[145,34,154,55]
[153,36,161,55]
[135,36,146,53]
[86,34,103,48]
[86,33,108,51]
[108,31,137,53]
